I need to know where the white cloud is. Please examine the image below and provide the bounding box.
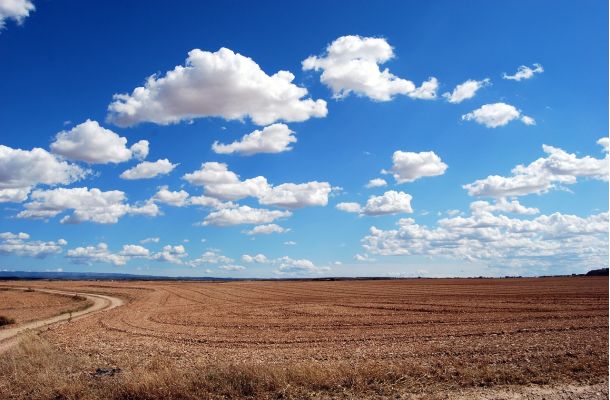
[107,48,327,127]
[17,187,160,224]
[284,241,297,246]
[503,63,544,81]
[242,253,269,263]
[274,256,329,274]
[354,253,375,262]
[408,77,439,100]
[365,178,387,188]
[120,159,177,180]
[337,191,413,216]
[462,103,534,128]
[383,150,447,183]
[336,202,362,213]
[469,199,539,215]
[464,139,609,197]
[259,182,332,208]
[218,265,245,271]
[303,35,437,101]
[520,115,536,126]
[183,162,332,208]
[0,232,66,258]
[50,120,149,164]
[203,205,291,226]
[212,123,296,155]
[242,223,289,235]
[0,0,34,30]
[597,137,609,152]
[183,162,268,201]
[362,207,608,271]
[140,237,160,244]
[152,186,190,206]
[0,145,88,202]
[119,244,150,257]
[188,195,228,209]
[66,243,128,266]
[190,249,233,266]
[0,187,30,203]
[442,78,490,103]
[361,190,413,215]
[152,244,188,264]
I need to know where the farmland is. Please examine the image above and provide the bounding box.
[0,287,91,327]
[0,277,607,399]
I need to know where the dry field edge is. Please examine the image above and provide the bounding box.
[0,277,607,399]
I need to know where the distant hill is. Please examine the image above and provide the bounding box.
[585,268,609,276]
[0,270,232,281]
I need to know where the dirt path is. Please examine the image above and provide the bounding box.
[0,287,124,352]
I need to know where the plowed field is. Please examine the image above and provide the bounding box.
[0,277,607,399]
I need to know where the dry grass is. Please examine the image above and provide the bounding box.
[0,278,607,399]
[0,334,606,400]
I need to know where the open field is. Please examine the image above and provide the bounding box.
[0,287,91,328]
[0,277,607,399]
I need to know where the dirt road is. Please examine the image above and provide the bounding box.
[0,287,124,351]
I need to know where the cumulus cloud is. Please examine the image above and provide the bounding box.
[0,232,66,258]
[469,199,539,215]
[274,256,330,274]
[50,120,149,164]
[218,265,245,271]
[189,249,233,266]
[462,102,534,128]
[0,0,34,30]
[442,78,490,103]
[119,244,150,257]
[336,202,362,213]
[120,159,177,180]
[183,162,332,208]
[151,244,188,264]
[151,186,190,207]
[362,206,608,270]
[212,123,297,155]
[242,253,269,263]
[140,237,160,244]
[0,145,88,203]
[408,77,439,100]
[259,182,332,208]
[383,150,447,183]
[242,223,289,235]
[503,63,544,81]
[337,191,413,216]
[238,253,329,275]
[303,35,437,101]
[66,243,128,266]
[203,205,291,226]
[107,48,327,127]
[365,178,387,188]
[464,139,609,197]
[17,187,160,224]
[362,190,413,215]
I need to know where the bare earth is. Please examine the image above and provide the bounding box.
[0,287,91,327]
[0,277,606,399]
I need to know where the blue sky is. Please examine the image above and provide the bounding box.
[0,0,607,278]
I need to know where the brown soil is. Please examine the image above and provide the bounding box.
[0,277,606,399]
[0,287,91,327]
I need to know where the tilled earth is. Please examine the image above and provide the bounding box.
[0,287,90,327]
[0,277,607,397]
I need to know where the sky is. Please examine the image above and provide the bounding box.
[0,0,608,278]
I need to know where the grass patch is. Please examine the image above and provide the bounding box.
[0,315,16,326]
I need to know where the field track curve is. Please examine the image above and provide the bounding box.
[0,286,124,352]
